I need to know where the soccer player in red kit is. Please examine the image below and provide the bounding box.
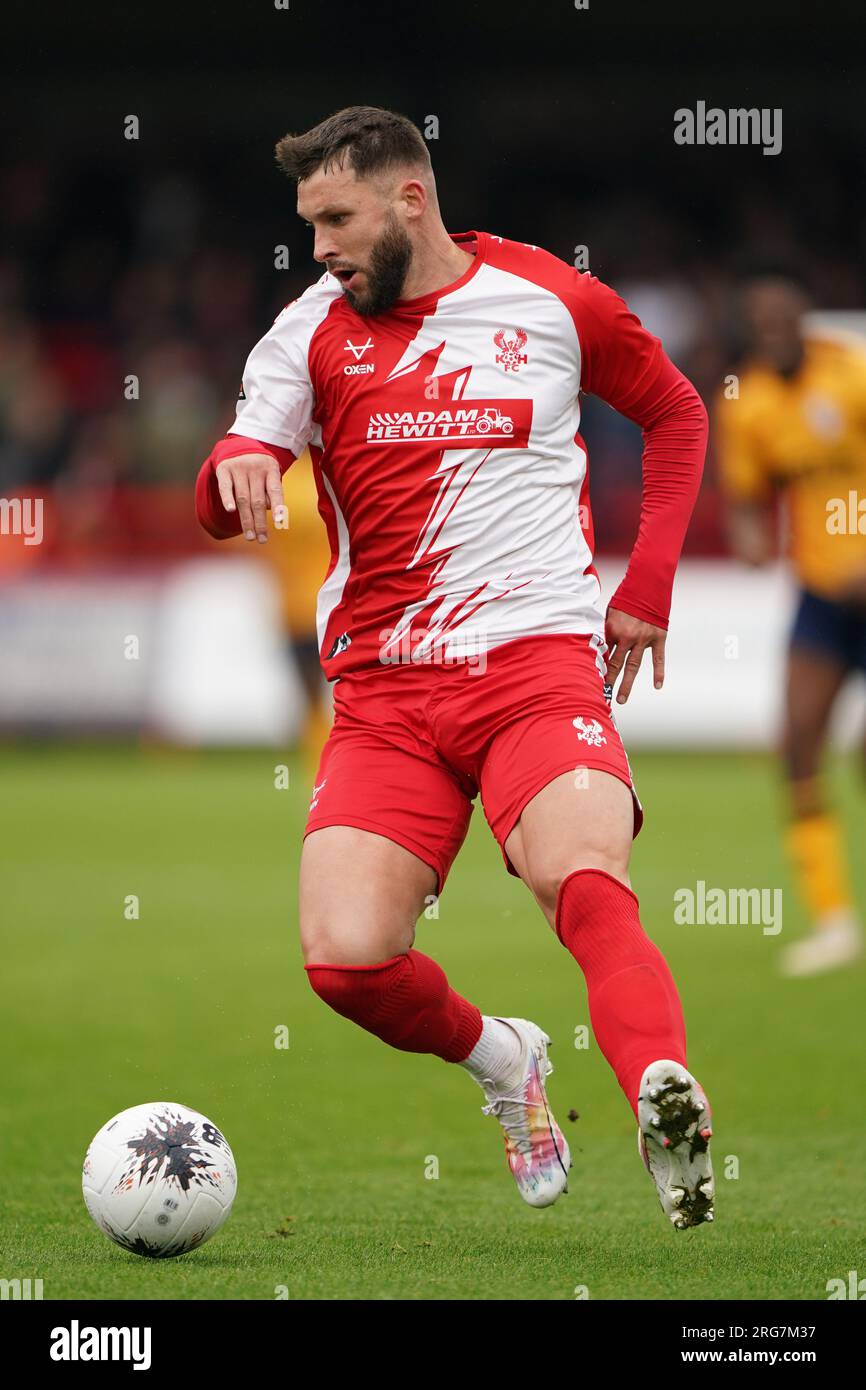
[196,107,714,1229]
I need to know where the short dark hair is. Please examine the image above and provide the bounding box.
[275,106,432,183]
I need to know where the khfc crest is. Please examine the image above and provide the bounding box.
[573,716,607,747]
[494,327,528,373]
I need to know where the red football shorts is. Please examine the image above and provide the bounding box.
[304,632,643,892]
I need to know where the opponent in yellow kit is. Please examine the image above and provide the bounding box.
[716,271,866,976]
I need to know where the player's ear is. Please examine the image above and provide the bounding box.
[399,176,428,220]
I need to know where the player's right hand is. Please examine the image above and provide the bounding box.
[215,452,286,543]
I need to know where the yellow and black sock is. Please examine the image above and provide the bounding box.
[785,782,854,924]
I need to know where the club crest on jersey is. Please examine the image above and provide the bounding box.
[494,327,528,373]
[573,716,607,747]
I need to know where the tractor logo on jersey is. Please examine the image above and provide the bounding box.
[573,716,607,747]
[494,327,528,373]
[474,407,514,435]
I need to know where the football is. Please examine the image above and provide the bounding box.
[82,1101,237,1259]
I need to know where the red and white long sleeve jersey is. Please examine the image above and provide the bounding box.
[196,231,707,681]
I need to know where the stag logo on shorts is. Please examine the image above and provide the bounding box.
[573,716,607,747]
[494,327,528,372]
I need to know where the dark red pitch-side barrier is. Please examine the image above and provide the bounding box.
[0,482,727,575]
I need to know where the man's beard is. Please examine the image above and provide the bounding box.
[344,213,413,317]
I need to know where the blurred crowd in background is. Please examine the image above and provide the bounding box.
[1,0,863,754]
[1,81,864,560]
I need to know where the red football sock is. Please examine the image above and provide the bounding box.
[555,868,687,1117]
[305,950,483,1063]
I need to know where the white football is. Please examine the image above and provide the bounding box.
[82,1101,237,1259]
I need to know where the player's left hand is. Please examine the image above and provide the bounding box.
[604,607,666,704]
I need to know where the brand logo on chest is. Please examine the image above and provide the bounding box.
[343,338,375,375]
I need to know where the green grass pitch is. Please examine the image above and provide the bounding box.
[2,742,864,1300]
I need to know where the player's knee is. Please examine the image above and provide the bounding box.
[300,919,414,967]
[533,853,631,920]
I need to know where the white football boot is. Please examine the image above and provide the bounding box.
[474,1018,572,1208]
[637,1059,714,1230]
[780,910,863,978]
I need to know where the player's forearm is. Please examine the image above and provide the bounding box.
[194,434,295,539]
[609,362,707,630]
